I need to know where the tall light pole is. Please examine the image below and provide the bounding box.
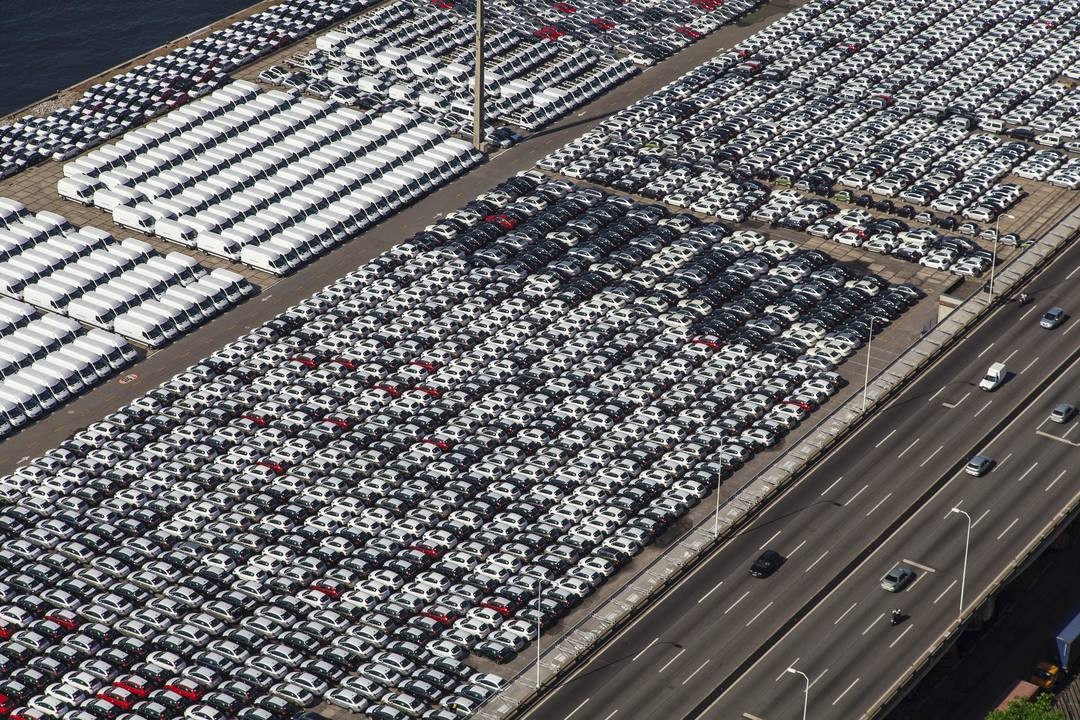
[787,666,810,720]
[472,0,485,150]
[988,213,1016,304]
[949,507,972,622]
[535,579,542,689]
[861,315,875,413]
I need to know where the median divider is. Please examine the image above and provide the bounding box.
[480,210,1080,720]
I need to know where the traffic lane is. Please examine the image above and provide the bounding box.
[526,267,1080,718]
[711,362,1080,720]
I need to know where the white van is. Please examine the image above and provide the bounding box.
[0,394,23,434]
[240,245,290,275]
[155,218,198,247]
[201,268,251,303]
[155,291,202,327]
[6,370,60,410]
[197,232,242,261]
[0,386,37,422]
[34,358,85,396]
[58,176,103,205]
[113,310,169,348]
[22,280,73,313]
[979,362,1007,391]
[67,297,120,330]
[55,345,111,381]
[79,330,136,366]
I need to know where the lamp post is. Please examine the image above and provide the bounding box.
[472,0,485,150]
[535,579,542,689]
[988,213,1016,303]
[713,469,723,538]
[861,315,875,413]
[787,666,810,720]
[949,507,972,621]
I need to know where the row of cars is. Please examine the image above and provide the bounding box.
[0,197,253,349]
[0,173,917,720]
[0,0,375,181]
[60,81,480,275]
[256,0,762,137]
[538,0,1080,252]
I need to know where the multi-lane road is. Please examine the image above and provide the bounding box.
[524,237,1079,720]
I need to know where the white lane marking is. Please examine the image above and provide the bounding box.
[889,624,914,648]
[1065,320,1077,336]
[682,659,710,685]
[919,445,944,467]
[811,668,829,688]
[862,614,883,635]
[725,591,750,615]
[844,484,869,505]
[945,500,963,520]
[942,392,969,409]
[998,452,1013,468]
[997,518,1019,540]
[1016,462,1039,483]
[1067,263,1080,279]
[974,400,992,417]
[977,342,994,358]
[820,476,844,496]
[1020,356,1040,374]
[658,648,686,674]
[835,602,858,625]
[1003,348,1020,363]
[745,601,774,627]
[875,429,896,448]
[934,579,957,605]
[972,509,990,528]
[928,386,946,403]
[898,438,920,458]
[698,580,724,604]
[1065,422,1079,439]
[805,551,829,573]
[832,678,860,705]
[565,699,590,720]
[903,558,937,573]
[602,711,618,720]
[1046,470,1067,492]
[1019,306,1039,322]
[632,638,658,662]
[776,658,800,682]
[759,529,782,550]
[787,540,806,558]
[866,492,893,517]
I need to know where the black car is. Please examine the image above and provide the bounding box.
[750,549,785,578]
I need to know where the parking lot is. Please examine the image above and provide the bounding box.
[0,166,947,720]
[1,0,1078,719]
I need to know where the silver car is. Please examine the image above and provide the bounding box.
[880,563,916,592]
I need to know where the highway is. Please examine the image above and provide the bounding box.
[711,354,1080,720]
[522,237,1080,720]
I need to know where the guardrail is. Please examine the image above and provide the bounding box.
[480,206,1080,720]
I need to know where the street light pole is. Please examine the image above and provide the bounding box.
[861,315,875,413]
[713,469,723,538]
[949,507,972,621]
[988,213,1015,304]
[535,579,542,689]
[787,667,810,720]
[472,0,485,151]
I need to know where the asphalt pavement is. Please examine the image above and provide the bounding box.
[712,352,1080,720]
[520,238,1080,720]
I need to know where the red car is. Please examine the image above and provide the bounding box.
[409,543,442,558]
[690,337,722,349]
[485,213,518,230]
[97,688,138,710]
[553,1,576,13]
[590,17,615,30]
[0,625,13,640]
[45,611,79,631]
[415,385,442,398]
[676,26,703,40]
[164,681,203,701]
[421,610,458,626]
[256,459,287,474]
[113,677,151,698]
[409,359,439,372]
[309,582,344,599]
[322,416,352,429]
[422,438,451,451]
[374,383,401,398]
[479,600,513,616]
[328,357,358,370]
[241,413,269,427]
